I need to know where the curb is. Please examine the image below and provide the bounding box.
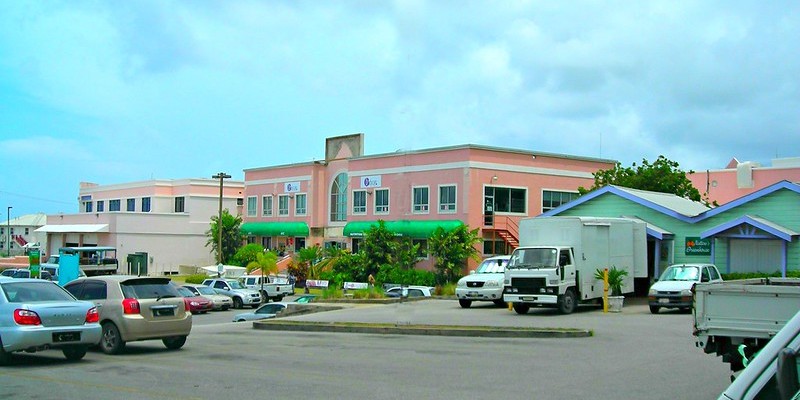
[252,320,592,338]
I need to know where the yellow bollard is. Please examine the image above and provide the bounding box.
[602,267,609,313]
[508,301,513,312]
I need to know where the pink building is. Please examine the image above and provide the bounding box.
[36,178,244,275]
[688,157,800,205]
[242,134,616,271]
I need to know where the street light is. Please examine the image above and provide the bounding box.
[6,206,11,257]
[212,173,231,265]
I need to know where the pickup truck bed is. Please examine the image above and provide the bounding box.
[694,278,800,371]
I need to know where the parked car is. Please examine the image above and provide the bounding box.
[0,269,53,281]
[232,302,288,322]
[384,285,434,298]
[64,276,192,354]
[0,276,102,365]
[175,286,213,314]
[40,265,87,282]
[455,255,510,308]
[648,263,723,314]
[181,284,232,311]
[201,278,262,309]
[294,294,316,304]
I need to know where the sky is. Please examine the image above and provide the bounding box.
[1,1,798,217]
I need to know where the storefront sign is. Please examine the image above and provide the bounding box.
[28,249,40,278]
[685,237,711,256]
[284,182,300,193]
[361,176,381,188]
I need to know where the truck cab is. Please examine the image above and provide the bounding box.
[503,246,580,314]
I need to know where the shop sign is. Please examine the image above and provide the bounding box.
[685,237,711,256]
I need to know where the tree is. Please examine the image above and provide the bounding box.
[245,250,278,275]
[205,209,243,264]
[578,155,704,202]
[428,225,482,284]
[232,243,265,267]
[360,220,396,275]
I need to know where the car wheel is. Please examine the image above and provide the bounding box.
[649,305,660,314]
[458,299,472,308]
[100,322,126,355]
[232,297,243,309]
[493,299,506,307]
[275,296,283,302]
[162,336,187,350]
[513,303,530,315]
[558,289,577,314]
[0,338,12,366]
[62,345,88,361]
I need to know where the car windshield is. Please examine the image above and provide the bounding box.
[121,278,181,299]
[227,281,245,289]
[660,266,700,281]
[2,281,76,302]
[507,248,557,269]
[196,286,217,295]
[476,258,508,273]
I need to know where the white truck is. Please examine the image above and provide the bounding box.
[693,278,800,373]
[503,216,646,314]
[240,275,294,302]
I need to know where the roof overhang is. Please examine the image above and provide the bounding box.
[343,220,464,238]
[622,216,674,240]
[35,224,109,233]
[700,215,799,241]
[240,222,310,237]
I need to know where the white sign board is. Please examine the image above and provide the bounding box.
[360,176,381,188]
[285,182,301,193]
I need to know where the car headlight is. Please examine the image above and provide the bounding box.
[456,280,466,287]
[648,289,657,296]
[485,280,500,287]
[680,289,692,296]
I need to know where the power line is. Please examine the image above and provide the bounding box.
[0,190,74,206]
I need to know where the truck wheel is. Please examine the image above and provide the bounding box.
[649,305,660,314]
[232,297,243,309]
[251,304,259,309]
[275,296,283,302]
[558,289,577,314]
[513,303,530,315]
[100,322,126,355]
[459,299,472,308]
[162,336,187,350]
[62,345,88,361]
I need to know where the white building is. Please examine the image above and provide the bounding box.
[0,213,47,256]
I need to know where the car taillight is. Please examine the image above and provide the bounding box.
[122,298,140,314]
[14,309,42,325]
[85,306,99,323]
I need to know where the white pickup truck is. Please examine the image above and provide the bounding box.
[240,275,294,302]
[694,278,800,373]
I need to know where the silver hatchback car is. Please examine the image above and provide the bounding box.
[64,276,192,354]
[0,277,101,364]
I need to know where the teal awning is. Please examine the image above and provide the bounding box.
[241,222,310,237]
[343,220,464,238]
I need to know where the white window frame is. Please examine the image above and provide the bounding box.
[126,198,135,212]
[438,184,457,214]
[374,188,389,215]
[353,190,367,215]
[278,195,290,216]
[262,195,273,217]
[247,196,257,217]
[142,197,151,213]
[295,193,307,216]
[541,189,580,213]
[109,199,121,212]
[412,186,430,214]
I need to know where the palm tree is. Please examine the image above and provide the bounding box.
[246,251,278,298]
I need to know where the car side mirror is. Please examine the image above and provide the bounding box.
[777,348,800,400]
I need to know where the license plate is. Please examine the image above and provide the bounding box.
[152,307,175,317]
[468,291,478,297]
[521,296,537,301]
[53,331,80,343]
[659,298,670,304]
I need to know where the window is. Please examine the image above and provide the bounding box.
[247,196,257,217]
[237,198,244,206]
[375,188,389,214]
[142,197,151,212]
[330,173,348,222]
[351,238,362,253]
[438,185,456,213]
[278,195,290,216]
[483,239,507,255]
[109,199,121,212]
[262,195,273,217]
[485,186,526,213]
[127,198,135,212]
[83,201,93,213]
[24,228,29,235]
[96,200,105,212]
[542,190,579,212]
[175,197,185,213]
[353,190,367,215]
[295,194,307,216]
[412,186,429,213]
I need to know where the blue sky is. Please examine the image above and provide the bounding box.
[1,1,798,217]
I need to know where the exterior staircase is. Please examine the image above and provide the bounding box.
[484,216,520,251]
[13,235,27,247]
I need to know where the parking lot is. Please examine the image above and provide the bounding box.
[1,296,732,399]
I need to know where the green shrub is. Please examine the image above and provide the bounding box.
[375,264,436,287]
[722,271,800,280]
[320,286,341,299]
[352,287,384,299]
[184,274,209,284]
[435,283,457,296]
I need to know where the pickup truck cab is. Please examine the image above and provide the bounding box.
[240,275,294,302]
[648,263,722,314]
[201,279,262,309]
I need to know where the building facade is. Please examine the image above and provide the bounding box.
[241,134,616,270]
[0,213,47,256]
[688,157,800,205]
[36,179,244,275]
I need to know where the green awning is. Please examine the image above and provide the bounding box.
[241,222,310,237]
[343,220,464,238]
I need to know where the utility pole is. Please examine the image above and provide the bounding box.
[212,173,231,265]
[6,206,11,257]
